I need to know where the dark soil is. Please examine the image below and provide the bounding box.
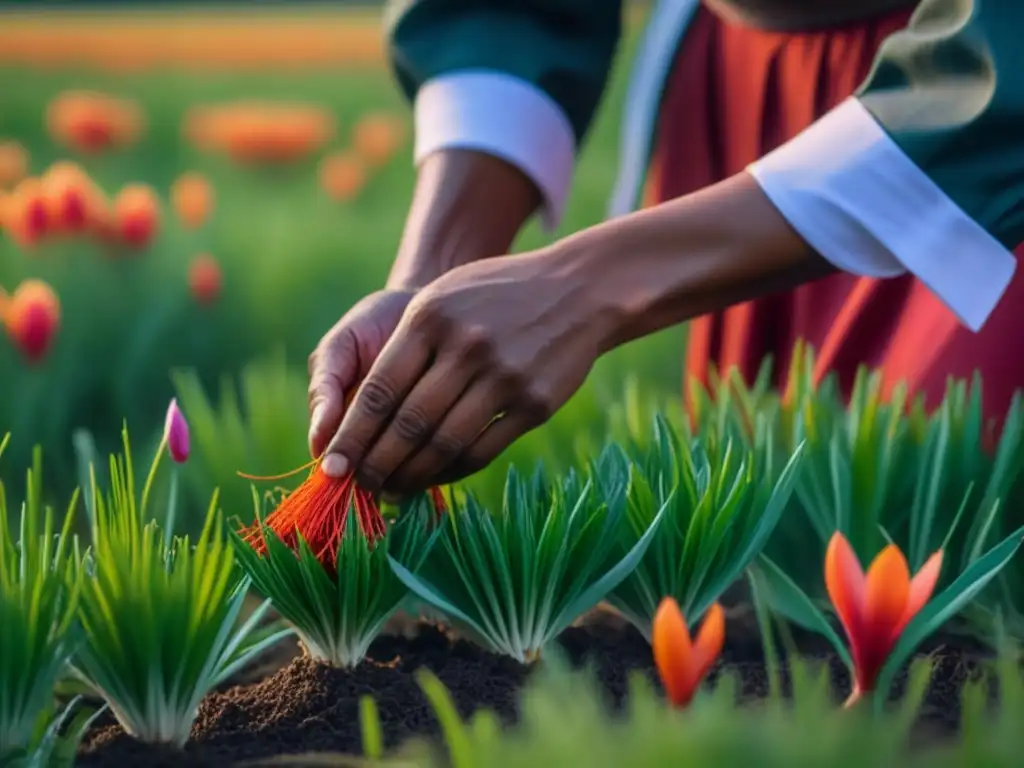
[77,605,993,767]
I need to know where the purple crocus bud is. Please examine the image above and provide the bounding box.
[164,398,190,463]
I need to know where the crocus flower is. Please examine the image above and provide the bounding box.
[3,279,60,363]
[188,253,222,306]
[183,101,335,164]
[319,151,366,202]
[0,141,28,190]
[351,112,405,166]
[825,532,942,707]
[113,183,160,249]
[652,598,725,708]
[42,161,102,235]
[164,398,190,463]
[4,178,50,249]
[46,90,144,154]
[170,171,214,230]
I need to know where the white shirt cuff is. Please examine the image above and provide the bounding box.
[413,71,576,232]
[748,97,1016,332]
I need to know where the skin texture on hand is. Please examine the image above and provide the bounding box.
[321,172,835,495]
[321,249,619,493]
[308,148,542,460]
[307,289,415,458]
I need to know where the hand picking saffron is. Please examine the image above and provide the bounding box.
[240,459,386,571]
[239,456,450,573]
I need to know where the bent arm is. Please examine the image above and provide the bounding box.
[749,0,1022,331]
[386,0,623,231]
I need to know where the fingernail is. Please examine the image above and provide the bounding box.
[321,453,349,478]
[310,405,325,432]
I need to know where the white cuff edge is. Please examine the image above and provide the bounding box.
[413,71,577,232]
[748,97,1016,332]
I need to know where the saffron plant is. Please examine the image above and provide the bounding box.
[651,598,725,708]
[0,438,85,765]
[233,490,439,667]
[71,427,291,746]
[606,415,803,640]
[390,458,666,663]
[752,523,1024,711]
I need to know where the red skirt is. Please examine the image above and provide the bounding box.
[653,4,1024,420]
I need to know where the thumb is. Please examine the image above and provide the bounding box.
[307,331,357,458]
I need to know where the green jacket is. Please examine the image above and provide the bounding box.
[387,0,1022,249]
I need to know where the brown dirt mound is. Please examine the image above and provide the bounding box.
[77,610,991,767]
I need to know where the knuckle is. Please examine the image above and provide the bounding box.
[358,379,396,417]
[409,295,448,331]
[456,324,494,359]
[522,386,555,423]
[495,364,528,394]
[392,407,432,443]
[308,370,343,409]
[429,431,464,462]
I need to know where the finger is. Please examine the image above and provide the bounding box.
[307,329,358,458]
[431,409,540,488]
[355,351,477,491]
[322,324,432,478]
[383,378,507,495]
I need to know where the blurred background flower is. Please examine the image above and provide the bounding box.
[0,2,681,523]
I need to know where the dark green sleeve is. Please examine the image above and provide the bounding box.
[858,0,1024,249]
[384,0,623,145]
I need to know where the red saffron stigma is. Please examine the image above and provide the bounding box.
[428,486,448,520]
[240,460,386,573]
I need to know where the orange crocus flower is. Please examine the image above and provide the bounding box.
[319,150,366,202]
[652,598,725,708]
[4,178,50,249]
[171,171,214,230]
[113,183,160,249]
[183,101,335,165]
[3,279,61,363]
[41,161,108,235]
[825,532,942,707]
[188,253,223,306]
[46,90,144,154]
[351,112,405,166]
[0,141,28,190]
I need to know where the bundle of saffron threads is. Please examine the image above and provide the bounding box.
[239,458,447,573]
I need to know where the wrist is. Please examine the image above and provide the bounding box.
[555,172,830,352]
[387,149,541,290]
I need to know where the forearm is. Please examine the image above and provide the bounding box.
[386,149,541,291]
[554,172,834,352]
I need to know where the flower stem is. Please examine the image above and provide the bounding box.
[140,435,167,521]
[842,686,862,709]
[164,469,178,549]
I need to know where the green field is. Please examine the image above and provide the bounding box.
[0,13,684,514]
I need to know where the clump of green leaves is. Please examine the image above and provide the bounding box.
[71,428,291,746]
[391,463,665,663]
[234,492,438,667]
[606,415,803,640]
[689,344,1024,637]
[0,437,82,765]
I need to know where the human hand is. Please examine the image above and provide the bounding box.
[307,288,416,458]
[318,248,622,496]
